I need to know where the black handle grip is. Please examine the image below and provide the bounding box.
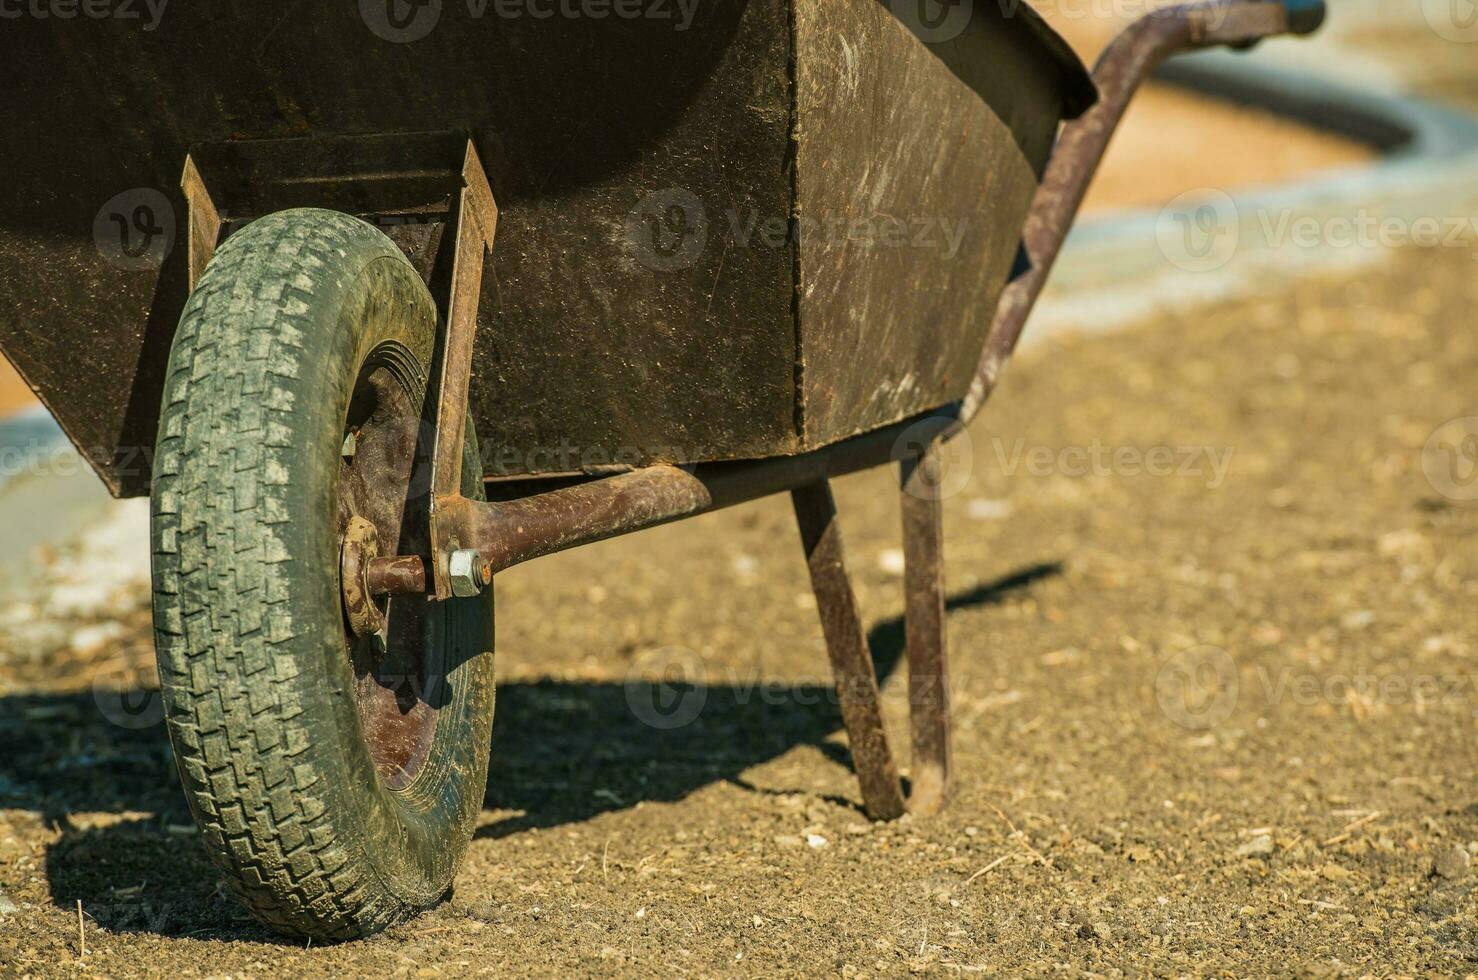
[1281,0,1327,35]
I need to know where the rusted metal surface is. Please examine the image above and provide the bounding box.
[178,134,499,601]
[446,549,494,598]
[0,1,1089,496]
[791,480,907,821]
[184,131,467,217]
[429,143,498,506]
[334,354,443,791]
[350,0,1324,590]
[179,130,478,316]
[474,0,1091,478]
[365,555,428,598]
[340,515,386,639]
[900,443,951,815]
[428,143,498,600]
[789,0,1090,448]
[961,0,1324,424]
[180,156,221,291]
[0,2,784,494]
[440,465,717,574]
[181,132,475,235]
[417,405,958,577]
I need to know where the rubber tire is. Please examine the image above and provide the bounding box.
[150,208,495,940]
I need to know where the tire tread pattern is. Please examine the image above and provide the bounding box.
[154,212,423,939]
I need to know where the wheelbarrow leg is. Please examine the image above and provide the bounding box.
[792,480,908,821]
[900,441,951,815]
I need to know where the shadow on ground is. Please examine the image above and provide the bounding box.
[479,562,1061,838]
[3,562,1059,939]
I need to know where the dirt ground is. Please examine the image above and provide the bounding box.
[1,240,1475,975]
[0,358,35,419]
[1042,4,1372,215]
[1077,84,1372,214]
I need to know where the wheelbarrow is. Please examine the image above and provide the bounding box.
[0,0,1325,939]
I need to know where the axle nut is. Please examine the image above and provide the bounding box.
[448,548,491,598]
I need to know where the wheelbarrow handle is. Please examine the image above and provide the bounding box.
[959,0,1326,425]
[1283,0,1328,36]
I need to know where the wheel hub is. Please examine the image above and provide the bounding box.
[336,353,444,791]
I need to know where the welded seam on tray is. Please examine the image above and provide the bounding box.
[786,0,805,446]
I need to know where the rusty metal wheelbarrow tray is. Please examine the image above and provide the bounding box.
[0,0,1092,497]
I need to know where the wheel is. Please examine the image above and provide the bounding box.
[150,208,495,940]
